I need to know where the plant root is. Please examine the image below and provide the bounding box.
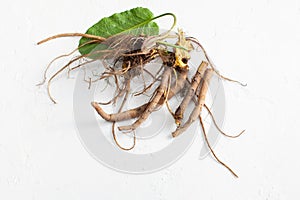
[37,33,105,45]
[118,67,172,131]
[172,68,213,137]
[110,80,136,150]
[204,104,245,138]
[111,122,136,150]
[47,55,87,103]
[37,39,102,87]
[91,102,147,122]
[187,37,246,87]
[199,115,238,178]
[174,61,208,125]
[91,66,188,122]
[45,48,118,103]
[39,27,245,177]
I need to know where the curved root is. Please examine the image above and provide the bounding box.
[187,37,246,87]
[172,69,213,137]
[37,33,105,45]
[174,61,208,125]
[118,67,172,131]
[112,122,136,150]
[111,81,136,150]
[204,104,245,138]
[199,115,238,178]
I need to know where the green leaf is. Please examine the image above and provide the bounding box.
[78,7,159,56]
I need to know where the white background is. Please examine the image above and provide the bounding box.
[1,0,300,199]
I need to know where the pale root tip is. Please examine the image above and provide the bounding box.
[91,101,97,107]
[118,126,133,132]
[172,131,179,138]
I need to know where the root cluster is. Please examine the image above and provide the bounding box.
[38,29,245,177]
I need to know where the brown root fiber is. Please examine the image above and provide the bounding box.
[118,67,172,131]
[204,104,245,138]
[37,33,105,45]
[172,68,213,137]
[199,116,238,178]
[111,80,136,150]
[187,37,246,87]
[174,61,208,125]
[91,66,188,123]
[40,28,244,177]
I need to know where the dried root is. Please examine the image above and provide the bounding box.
[39,28,245,177]
[174,61,208,125]
[118,67,172,131]
[204,104,245,138]
[111,80,137,150]
[199,115,238,178]
[37,33,105,45]
[187,37,247,87]
[91,63,188,123]
[172,68,213,137]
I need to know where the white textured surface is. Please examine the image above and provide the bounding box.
[1,0,300,199]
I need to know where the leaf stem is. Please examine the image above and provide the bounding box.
[150,13,177,31]
[123,12,177,34]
